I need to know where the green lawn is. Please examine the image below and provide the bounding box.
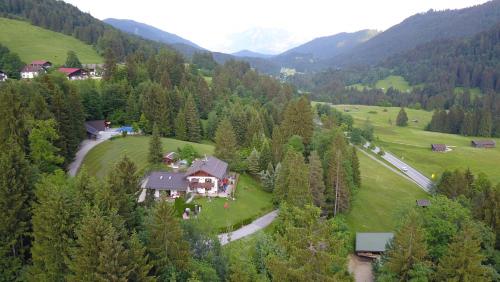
[332,104,500,183]
[0,17,102,65]
[81,136,214,178]
[346,75,413,93]
[346,151,427,232]
[193,174,273,231]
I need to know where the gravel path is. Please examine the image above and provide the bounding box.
[218,210,278,245]
[348,254,374,282]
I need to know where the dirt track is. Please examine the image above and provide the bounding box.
[348,254,374,282]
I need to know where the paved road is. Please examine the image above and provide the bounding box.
[364,142,432,192]
[218,210,278,245]
[67,130,120,176]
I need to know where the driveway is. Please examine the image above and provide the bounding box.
[364,142,432,192]
[67,129,120,177]
[218,210,278,245]
[348,254,374,282]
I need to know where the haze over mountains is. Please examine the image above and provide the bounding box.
[104,0,500,75]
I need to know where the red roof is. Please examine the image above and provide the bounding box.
[31,60,50,65]
[58,68,81,75]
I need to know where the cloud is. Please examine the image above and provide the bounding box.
[225,27,303,54]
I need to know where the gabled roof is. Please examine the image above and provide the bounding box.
[355,233,394,253]
[185,156,228,179]
[471,140,496,146]
[22,65,45,73]
[164,151,177,159]
[30,60,51,66]
[143,172,188,191]
[58,67,82,75]
[84,120,106,133]
[431,144,446,151]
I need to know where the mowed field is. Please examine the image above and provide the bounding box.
[346,151,427,232]
[194,174,273,231]
[332,104,500,183]
[0,17,102,65]
[81,136,214,178]
[347,75,415,93]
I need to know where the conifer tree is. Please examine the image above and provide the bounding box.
[30,171,80,281]
[351,147,361,188]
[185,94,201,142]
[308,151,326,208]
[260,162,276,192]
[175,108,188,141]
[396,107,408,126]
[381,211,430,281]
[65,50,82,68]
[148,123,163,165]
[325,137,351,216]
[28,119,64,174]
[273,149,311,207]
[271,126,285,164]
[435,224,493,281]
[103,48,117,81]
[146,201,190,277]
[281,97,314,145]
[477,111,492,137]
[128,232,155,282]
[247,148,260,175]
[0,139,33,280]
[214,118,237,164]
[73,166,99,205]
[259,139,272,171]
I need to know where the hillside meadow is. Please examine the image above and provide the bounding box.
[332,104,500,183]
[0,17,102,65]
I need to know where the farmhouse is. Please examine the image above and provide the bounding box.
[471,140,496,148]
[82,63,103,78]
[0,70,7,82]
[84,120,108,139]
[186,156,228,194]
[58,67,88,80]
[163,151,178,165]
[431,144,446,152]
[355,232,394,259]
[21,60,52,79]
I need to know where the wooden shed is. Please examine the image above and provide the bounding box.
[431,144,446,152]
[471,140,496,148]
[355,233,394,259]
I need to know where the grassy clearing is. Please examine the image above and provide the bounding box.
[375,75,412,92]
[346,151,427,232]
[81,136,214,178]
[332,104,500,183]
[193,174,273,231]
[0,17,102,65]
[454,87,482,97]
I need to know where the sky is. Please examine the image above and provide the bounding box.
[63,0,490,54]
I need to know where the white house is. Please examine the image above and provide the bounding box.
[0,71,7,82]
[21,60,52,79]
[185,156,228,194]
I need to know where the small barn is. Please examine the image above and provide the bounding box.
[416,199,430,207]
[431,144,446,152]
[84,120,107,139]
[355,233,394,259]
[471,140,496,148]
[163,152,178,165]
[58,67,88,80]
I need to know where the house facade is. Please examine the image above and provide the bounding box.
[185,156,228,194]
[84,120,108,139]
[58,67,88,80]
[21,60,52,79]
[82,63,103,78]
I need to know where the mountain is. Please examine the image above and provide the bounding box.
[232,50,273,59]
[331,0,500,66]
[279,29,378,60]
[104,18,204,50]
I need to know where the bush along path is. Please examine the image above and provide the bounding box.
[218,210,278,245]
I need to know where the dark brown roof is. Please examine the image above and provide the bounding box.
[22,65,45,73]
[144,172,188,191]
[471,140,496,146]
[85,120,106,132]
[431,144,446,151]
[416,199,430,207]
[185,156,228,179]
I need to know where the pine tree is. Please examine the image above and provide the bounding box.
[325,137,351,216]
[259,139,272,171]
[477,110,492,137]
[128,232,155,282]
[271,126,285,165]
[435,224,493,281]
[185,94,201,142]
[30,171,80,281]
[351,147,361,188]
[148,123,163,165]
[247,148,260,175]
[308,151,326,208]
[140,82,170,136]
[396,107,408,127]
[28,119,64,174]
[146,201,190,277]
[65,50,82,68]
[281,97,314,145]
[0,139,33,280]
[214,118,237,164]
[260,162,275,192]
[174,108,188,141]
[381,211,430,281]
[273,150,311,207]
[103,48,117,81]
[73,166,100,205]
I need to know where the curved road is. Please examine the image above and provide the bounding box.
[218,210,278,245]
